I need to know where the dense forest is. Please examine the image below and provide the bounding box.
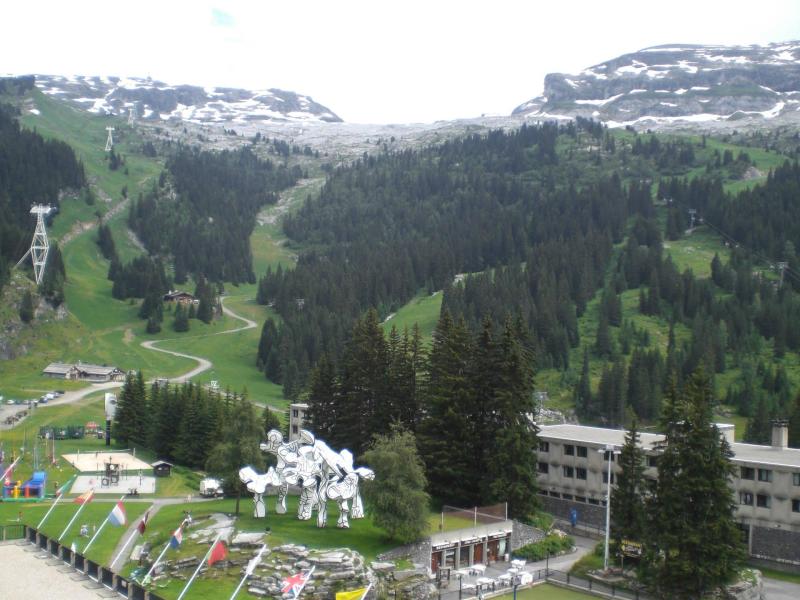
[0,96,85,295]
[254,119,800,445]
[129,146,302,284]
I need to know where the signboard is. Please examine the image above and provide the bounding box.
[621,539,643,557]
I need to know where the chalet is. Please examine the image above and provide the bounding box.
[152,460,173,477]
[42,361,124,383]
[163,290,199,305]
[43,362,79,380]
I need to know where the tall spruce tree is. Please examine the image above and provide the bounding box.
[486,318,539,518]
[611,419,646,550]
[306,353,339,442]
[418,310,476,505]
[643,367,745,598]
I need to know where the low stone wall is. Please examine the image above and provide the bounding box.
[377,539,432,568]
[510,521,544,550]
[538,496,606,529]
[751,525,800,565]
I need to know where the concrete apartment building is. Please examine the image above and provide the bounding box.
[537,421,800,566]
[288,403,309,441]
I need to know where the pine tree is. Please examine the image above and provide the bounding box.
[643,367,746,598]
[173,303,190,332]
[789,393,800,448]
[361,425,430,543]
[611,420,646,550]
[574,347,593,418]
[306,353,339,442]
[487,319,539,519]
[595,312,612,357]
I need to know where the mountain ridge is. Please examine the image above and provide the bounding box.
[513,40,800,129]
[28,74,342,124]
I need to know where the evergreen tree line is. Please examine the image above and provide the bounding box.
[257,121,648,396]
[114,372,263,471]
[304,307,539,518]
[0,102,84,293]
[128,146,301,284]
[611,368,746,599]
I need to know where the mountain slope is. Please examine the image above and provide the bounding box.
[32,74,341,124]
[513,41,800,129]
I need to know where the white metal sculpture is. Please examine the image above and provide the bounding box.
[15,204,53,284]
[105,126,115,151]
[239,429,374,528]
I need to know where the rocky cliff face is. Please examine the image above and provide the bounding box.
[513,41,800,129]
[34,74,342,124]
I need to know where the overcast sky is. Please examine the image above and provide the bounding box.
[4,1,800,123]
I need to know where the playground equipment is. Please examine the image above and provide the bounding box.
[2,471,47,501]
[102,462,121,487]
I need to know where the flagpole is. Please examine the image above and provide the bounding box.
[36,493,63,529]
[143,519,186,585]
[110,510,148,570]
[83,494,126,554]
[58,490,93,541]
[176,532,221,600]
[228,543,268,600]
[1,456,21,481]
[361,582,373,600]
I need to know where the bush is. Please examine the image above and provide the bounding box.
[513,532,574,562]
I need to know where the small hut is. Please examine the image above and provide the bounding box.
[152,460,173,478]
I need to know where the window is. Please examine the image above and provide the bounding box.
[793,473,800,486]
[538,489,549,496]
[739,492,754,506]
[549,491,561,498]
[565,444,575,456]
[603,451,616,462]
[577,446,588,458]
[292,409,299,418]
[758,469,772,483]
[756,494,771,509]
[538,462,549,474]
[602,472,615,484]
[647,456,658,468]
[588,498,600,505]
[793,499,800,513]
[291,424,298,434]
[563,466,574,478]
[562,493,573,500]
[575,496,587,503]
[740,467,755,480]
[539,441,550,453]
[576,467,587,480]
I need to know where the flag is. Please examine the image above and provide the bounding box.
[207,540,227,566]
[73,490,94,504]
[109,502,127,527]
[281,568,314,598]
[169,526,183,549]
[336,588,369,600]
[137,510,150,535]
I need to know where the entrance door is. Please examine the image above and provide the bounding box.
[431,551,442,573]
[473,543,483,565]
[487,540,499,563]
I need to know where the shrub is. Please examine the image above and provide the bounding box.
[513,532,574,562]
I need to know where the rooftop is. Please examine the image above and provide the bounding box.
[539,423,800,469]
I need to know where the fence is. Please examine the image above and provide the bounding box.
[546,570,651,600]
[21,525,153,599]
[0,523,25,541]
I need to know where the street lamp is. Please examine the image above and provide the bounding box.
[598,443,621,572]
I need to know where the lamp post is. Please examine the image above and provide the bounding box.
[598,443,620,572]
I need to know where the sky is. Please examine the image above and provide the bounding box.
[4,1,800,124]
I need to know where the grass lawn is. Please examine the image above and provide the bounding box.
[755,565,800,585]
[382,291,443,343]
[427,512,478,534]
[494,583,597,600]
[662,227,727,278]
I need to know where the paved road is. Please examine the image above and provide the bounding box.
[1,296,259,429]
[763,576,800,600]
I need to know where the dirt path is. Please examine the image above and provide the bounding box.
[59,194,131,247]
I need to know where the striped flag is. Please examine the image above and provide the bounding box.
[109,502,127,527]
[73,489,94,504]
[281,567,315,598]
[169,526,183,549]
[137,509,150,535]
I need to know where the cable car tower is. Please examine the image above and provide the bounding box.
[127,106,136,126]
[105,126,115,152]
[15,204,53,285]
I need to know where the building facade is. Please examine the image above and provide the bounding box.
[288,403,309,441]
[537,422,800,566]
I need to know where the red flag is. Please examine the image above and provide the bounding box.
[137,509,150,535]
[73,489,94,504]
[207,540,227,566]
